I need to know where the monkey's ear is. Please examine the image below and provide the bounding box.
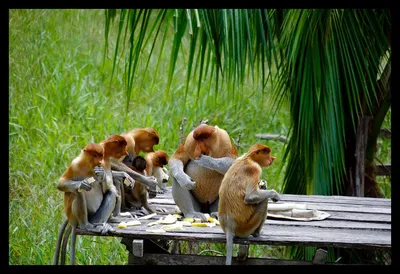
[271,156,276,161]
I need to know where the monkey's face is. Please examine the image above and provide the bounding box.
[250,144,276,168]
[186,125,235,159]
[83,143,104,166]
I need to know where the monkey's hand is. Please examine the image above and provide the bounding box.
[93,166,106,182]
[112,171,135,189]
[177,173,196,190]
[192,154,234,175]
[269,190,281,203]
[169,159,196,190]
[78,178,93,192]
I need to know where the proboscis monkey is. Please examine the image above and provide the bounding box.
[218,144,281,265]
[98,134,134,219]
[145,150,170,194]
[53,137,133,265]
[123,156,156,215]
[123,152,169,216]
[169,124,238,221]
[110,128,160,199]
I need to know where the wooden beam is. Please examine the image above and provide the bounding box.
[237,244,249,261]
[128,253,314,265]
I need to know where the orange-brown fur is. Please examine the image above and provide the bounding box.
[144,150,169,176]
[99,134,129,169]
[172,124,238,204]
[58,143,104,226]
[218,144,276,237]
[121,127,160,157]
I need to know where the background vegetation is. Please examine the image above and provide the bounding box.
[9,9,390,265]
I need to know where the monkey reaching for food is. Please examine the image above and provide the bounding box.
[110,127,160,199]
[169,124,238,221]
[218,144,281,265]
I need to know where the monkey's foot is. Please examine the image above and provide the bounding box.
[155,207,169,214]
[78,223,95,230]
[252,229,264,237]
[210,212,219,219]
[184,212,208,222]
[92,223,115,235]
[130,208,149,217]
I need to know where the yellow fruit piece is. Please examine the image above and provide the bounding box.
[172,214,183,220]
[161,224,184,230]
[191,223,208,227]
[183,218,194,223]
[118,223,127,229]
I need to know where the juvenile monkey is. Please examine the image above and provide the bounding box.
[218,144,281,265]
[124,152,169,215]
[145,150,170,193]
[169,124,238,221]
[123,156,155,214]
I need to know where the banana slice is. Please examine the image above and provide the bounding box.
[158,214,177,224]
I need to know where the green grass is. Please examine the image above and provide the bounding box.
[9,9,290,265]
[9,9,391,265]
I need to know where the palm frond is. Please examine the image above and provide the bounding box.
[276,9,390,195]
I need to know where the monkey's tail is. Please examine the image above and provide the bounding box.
[225,229,234,265]
[53,218,69,265]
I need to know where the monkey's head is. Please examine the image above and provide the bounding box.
[131,155,147,172]
[131,127,160,153]
[151,150,169,167]
[83,143,104,166]
[103,134,129,159]
[185,124,238,159]
[248,144,276,168]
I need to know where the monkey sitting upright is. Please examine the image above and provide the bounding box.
[53,137,133,265]
[218,144,281,265]
[169,124,238,221]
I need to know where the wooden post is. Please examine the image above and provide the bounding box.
[237,244,249,261]
[312,248,327,264]
[132,239,144,258]
[355,116,371,197]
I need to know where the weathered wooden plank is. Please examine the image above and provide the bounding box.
[279,194,391,205]
[152,188,391,206]
[296,203,391,214]
[76,221,391,249]
[265,219,391,230]
[327,211,391,223]
[148,198,391,214]
[128,253,314,265]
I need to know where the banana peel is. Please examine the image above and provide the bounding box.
[118,220,141,228]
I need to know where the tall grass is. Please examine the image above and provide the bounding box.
[9,9,290,265]
[9,9,390,265]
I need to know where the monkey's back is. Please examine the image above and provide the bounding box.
[185,161,224,204]
[218,160,263,237]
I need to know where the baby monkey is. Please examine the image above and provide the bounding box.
[218,144,281,265]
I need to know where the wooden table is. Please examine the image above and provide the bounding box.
[76,187,391,265]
